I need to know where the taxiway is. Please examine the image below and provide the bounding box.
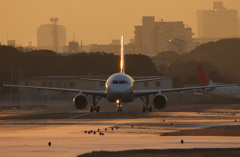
[1,103,240,157]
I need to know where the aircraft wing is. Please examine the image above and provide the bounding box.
[79,78,107,82]
[79,77,165,83]
[134,84,235,97]
[134,77,166,83]
[4,84,107,97]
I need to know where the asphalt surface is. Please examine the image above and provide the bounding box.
[1,103,240,157]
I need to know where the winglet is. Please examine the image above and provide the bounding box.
[120,34,125,73]
[197,65,211,86]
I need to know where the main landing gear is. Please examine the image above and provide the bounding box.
[116,99,122,112]
[142,105,152,112]
[140,95,152,112]
[90,95,102,112]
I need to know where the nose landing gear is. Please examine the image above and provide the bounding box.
[116,99,122,112]
[116,105,122,112]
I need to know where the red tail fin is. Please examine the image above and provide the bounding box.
[197,65,210,86]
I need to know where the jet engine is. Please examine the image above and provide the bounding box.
[153,94,167,109]
[73,94,88,109]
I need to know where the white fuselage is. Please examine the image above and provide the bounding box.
[204,86,240,99]
[105,73,135,103]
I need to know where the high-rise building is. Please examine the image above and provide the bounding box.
[197,1,238,38]
[155,21,193,53]
[37,21,66,52]
[134,16,193,56]
[142,16,156,56]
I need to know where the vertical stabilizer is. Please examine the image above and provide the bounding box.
[120,34,125,73]
[197,65,214,86]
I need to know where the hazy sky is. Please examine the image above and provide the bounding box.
[1,0,240,46]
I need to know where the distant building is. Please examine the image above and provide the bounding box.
[169,38,188,54]
[134,16,193,56]
[62,39,136,55]
[24,42,37,52]
[111,40,120,45]
[7,40,16,47]
[37,23,66,52]
[238,18,240,37]
[197,1,238,38]
[134,26,143,54]
[97,44,120,55]
[68,41,79,52]
[89,44,99,52]
[99,40,121,54]
[142,16,156,56]
[155,21,193,54]
[73,40,121,55]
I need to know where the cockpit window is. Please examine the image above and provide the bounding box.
[113,80,118,84]
[119,80,125,84]
[111,80,130,84]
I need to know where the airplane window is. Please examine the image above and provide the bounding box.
[112,80,118,84]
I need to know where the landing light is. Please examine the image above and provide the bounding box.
[116,99,120,104]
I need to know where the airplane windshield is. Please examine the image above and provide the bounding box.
[111,80,129,84]
[113,80,118,84]
[119,80,125,84]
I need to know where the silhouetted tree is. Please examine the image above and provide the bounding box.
[0,46,159,95]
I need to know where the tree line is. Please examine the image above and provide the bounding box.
[0,46,159,95]
[152,38,240,87]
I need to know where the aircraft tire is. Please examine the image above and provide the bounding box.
[90,106,94,112]
[96,106,100,112]
[149,106,152,112]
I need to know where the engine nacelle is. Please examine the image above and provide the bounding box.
[73,94,88,110]
[153,94,167,109]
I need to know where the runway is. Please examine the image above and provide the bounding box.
[1,103,240,157]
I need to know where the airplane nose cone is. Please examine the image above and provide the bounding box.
[108,85,131,93]
[107,85,134,103]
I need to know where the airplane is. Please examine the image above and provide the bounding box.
[197,65,240,99]
[4,35,233,113]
